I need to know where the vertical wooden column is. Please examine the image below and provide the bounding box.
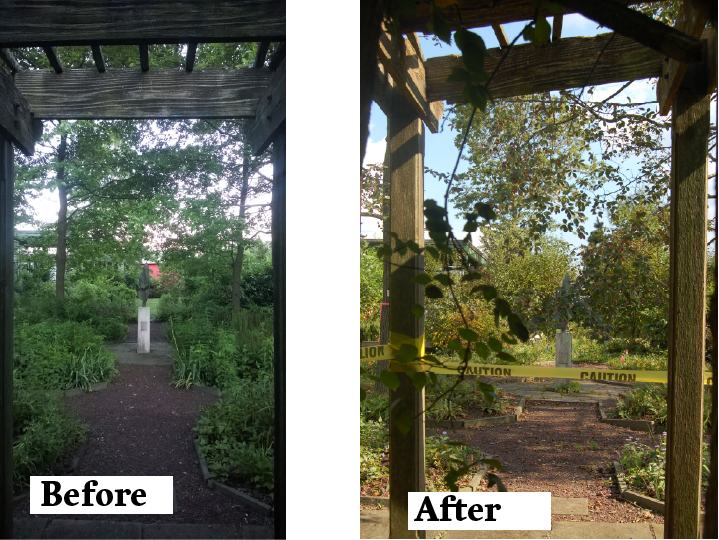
[271,132,286,539]
[665,72,710,539]
[0,137,14,540]
[388,87,425,539]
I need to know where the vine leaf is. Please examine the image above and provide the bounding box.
[411,273,433,285]
[496,351,518,362]
[476,341,491,359]
[411,303,425,318]
[361,388,367,402]
[486,472,508,492]
[480,458,506,472]
[396,344,419,364]
[425,285,444,298]
[487,337,503,353]
[380,370,400,391]
[458,328,479,342]
[411,371,427,391]
[395,406,412,434]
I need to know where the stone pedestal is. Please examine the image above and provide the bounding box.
[555,331,572,386]
[137,307,150,353]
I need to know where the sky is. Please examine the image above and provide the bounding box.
[361,14,717,252]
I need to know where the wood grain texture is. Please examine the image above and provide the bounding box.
[43,46,63,73]
[247,58,284,155]
[91,45,106,72]
[492,24,509,48]
[665,82,709,540]
[398,0,654,33]
[14,68,273,119]
[185,43,197,73]
[378,28,443,133]
[388,84,425,540]
[0,69,36,155]
[139,44,149,72]
[552,13,563,42]
[657,3,713,116]
[0,49,21,73]
[0,0,285,46]
[254,41,270,68]
[425,33,664,103]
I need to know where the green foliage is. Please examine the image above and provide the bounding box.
[195,376,274,492]
[360,241,384,339]
[13,375,85,494]
[544,381,582,394]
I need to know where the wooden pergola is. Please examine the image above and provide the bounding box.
[361,0,717,538]
[0,2,285,538]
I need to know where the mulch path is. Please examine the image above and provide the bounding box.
[14,322,272,527]
[425,400,666,525]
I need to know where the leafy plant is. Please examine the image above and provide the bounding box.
[544,381,582,394]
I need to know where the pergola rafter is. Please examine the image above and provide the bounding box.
[362,1,717,538]
[0,2,286,539]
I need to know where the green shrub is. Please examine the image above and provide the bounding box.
[13,377,85,494]
[157,294,188,322]
[195,376,274,492]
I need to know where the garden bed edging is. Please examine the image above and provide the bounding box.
[425,397,526,429]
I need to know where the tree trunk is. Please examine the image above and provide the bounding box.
[375,132,391,395]
[55,134,67,302]
[231,132,252,325]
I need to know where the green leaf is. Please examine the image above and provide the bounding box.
[508,313,530,342]
[447,67,472,84]
[501,332,518,345]
[425,246,440,259]
[428,372,438,386]
[431,7,452,43]
[411,304,425,318]
[448,339,463,352]
[533,17,551,45]
[546,2,566,15]
[480,458,506,472]
[411,371,427,391]
[474,202,496,221]
[455,28,487,75]
[411,273,433,285]
[487,337,503,353]
[471,284,497,301]
[406,240,421,254]
[458,328,479,342]
[496,351,518,363]
[434,274,453,286]
[475,342,490,359]
[495,297,512,316]
[380,370,400,391]
[395,406,413,434]
[425,285,444,299]
[360,388,367,402]
[486,473,507,492]
[396,344,419,364]
[461,272,483,282]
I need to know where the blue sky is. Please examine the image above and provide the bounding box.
[361,14,716,251]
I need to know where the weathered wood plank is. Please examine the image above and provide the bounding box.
[14,68,272,119]
[665,70,710,540]
[0,135,13,540]
[0,0,285,46]
[43,46,63,73]
[657,1,712,116]
[91,45,106,73]
[492,24,510,48]
[425,33,664,103]
[388,81,425,540]
[254,41,270,68]
[552,13,564,42]
[0,49,21,73]
[247,59,285,155]
[398,0,656,34]
[373,61,394,119]
[269,42,285,71]
[0,69,37,155]
[139,44,149,72]
[378,28,443,133]
[185,43,197,73]
[551,0,703,64]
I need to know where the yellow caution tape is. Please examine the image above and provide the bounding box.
[359,348,713,385]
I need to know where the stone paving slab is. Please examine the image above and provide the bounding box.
[13,517,47,539]
[551,497,588,516]
[143,523,237,539]
[550,521,654,539]
[106,341,174,366]
[41,519,142,539]
[240,525,275,539]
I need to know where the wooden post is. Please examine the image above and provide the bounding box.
[271,132,286,539]
[0,136,14,540]
[664,65,710,539]
[388,85,425,539]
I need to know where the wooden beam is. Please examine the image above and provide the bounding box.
[0,49,21,74]
[247,59,285,155]
[14,68,273,120]
[271,131,286,540]
[398,0,657,34]
[657,1,712,115]
[552,14,564,42]
[254,41,270,68]
[269,42,285,71]
[665,65,710,540]
[373,61,394,118]
[550,0,703,64]
[0,69,38,155]
[43,46,63,73]
[377,27,443,133]
[0,0,284,46]
[492,24,510,48]
[425,33,664,103]
[388,82,425,540]
[139,45,149,72]
[185,43,197,73]
[91,45,106,73]
[0,134,13,540]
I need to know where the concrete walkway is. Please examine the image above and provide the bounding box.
[105,341,174,366]
[360,505,664,539]
[13,517,273,539]
[493,379,628,402]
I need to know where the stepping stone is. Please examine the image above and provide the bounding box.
[551,521,654,539]
[551,497,588,515]
[143,523,237,539]
[13,517,47,539]
[42,519,141,539]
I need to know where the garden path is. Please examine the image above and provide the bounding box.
[13,322,273,537]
